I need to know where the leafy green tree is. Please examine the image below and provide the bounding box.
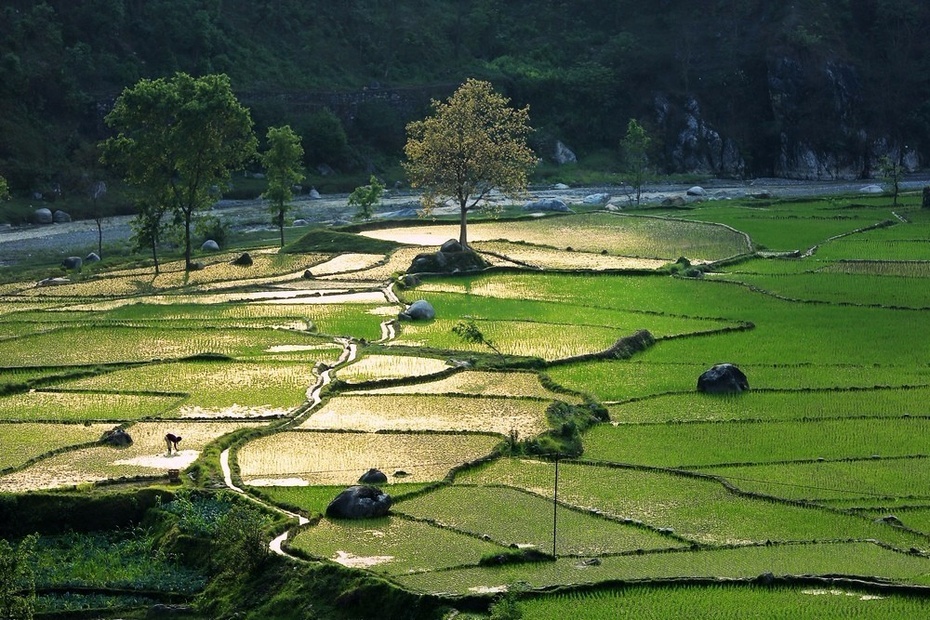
[879,153,905,207]
[261,125,305,247]
[130,194,172,275]
[102,72,257,270]
[0,534,37,620]
[348,175,385,219]
[453,319,502,357]
[620,118,651,206]
[404,79,536,248]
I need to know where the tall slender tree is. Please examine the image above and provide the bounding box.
[403,79,536,248]
[621,118,651,206]
[102,73,256,270]
[260,125,305,247]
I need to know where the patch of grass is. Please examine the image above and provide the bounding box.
[281,228,402,255]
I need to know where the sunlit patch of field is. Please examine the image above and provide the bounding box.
[288,515,503,574]
[473,241,669,271]
[360,213,749,261]
[58,360,317,412]
[304,253,386,276]
[317,247,426,282]
[237,430,500,485]
[334,354,452,383]
[297,394,550,437]
[0,390,183,422]
[0,420,265,491]
[0,422,114,470]
[354,370,566,400]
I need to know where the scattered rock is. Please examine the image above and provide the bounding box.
[393,470,410,477]
[201,239,220,251]
[686,186,706,196]
[62,256,83,271]
[605,203,623,211]
[876,514,904,527]
[860,184,884,194]
[407,243,489,274]
[309,188,322,199]
[750,191,773,199]
[325,485,392,519]
[189,261,206,271]
[697,363,749,394]
[303,269,314,279]
[358,468,388,484]
[231,252,253,266]
[439,238,465,253]
[583,193,610,205]
[292,219,309,227]
[34,208,53,224]
[552,182,570,190]
[662,196,687,207]
[398,300,435,321]
[101,427,133,447]
[53,210,71,223]
[36,277,70,287]
[400,274,420,288]
[523,198,570,212]
[85,252,101,263]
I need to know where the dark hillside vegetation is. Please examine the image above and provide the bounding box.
[1,0,929,192]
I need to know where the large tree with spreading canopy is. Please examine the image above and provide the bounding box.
[403,79,536,248]
[102,72,256,270]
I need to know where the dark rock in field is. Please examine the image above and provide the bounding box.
[697,363,749,394]
[400,273,420,288]
[877,514,904,527]
[62,256,83,271]
[101,427,133,447]
[358,468,388,484]
[662,196,687,207]
[231,252,253,266]
[407,244,488,274]
[326,485,392,519]
[292,218,309,227]
[201,239,220,251]
[34,208,53,224]
[755,572,776,585]
[523,198,569,212]
[393,470,409,477]
[189,261,206,271]
[53,210,71,223]
[85,252,101,263]
[398,299,435,321]
[440,238,465,253]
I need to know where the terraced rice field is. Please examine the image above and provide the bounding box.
[6,200,930,614]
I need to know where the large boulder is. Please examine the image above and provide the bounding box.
[53,210,71,223]
[407,243,489,274]
[101,427,133,447]
[201,239,220,251]
[85,252,101,263]
[523,198,570,212]
[583,193,610,205]
[697,363,749,394]
[553,140,577,165]
[62,256,83,271]
[358,468,388,484]
[34,208,53,224]
[231,252,253,266]
[325,485,392,519]
[398,300,435,321]
[686,186,706,197]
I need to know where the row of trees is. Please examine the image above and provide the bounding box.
[102,72,658,268]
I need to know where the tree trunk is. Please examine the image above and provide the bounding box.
[278,210,285,247]
[96,218,103,258]
[151,237,160,275]
[459,200,468,248]
[184,210,193,270]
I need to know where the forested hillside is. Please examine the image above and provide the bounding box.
[2,0,929,190]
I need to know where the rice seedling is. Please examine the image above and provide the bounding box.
[361,213,749,261]
[297,394,550,437]
[707,457,930,502]
[335,354,453,383]
[237,430,500,485]
[455,459,928,550]
[288,515,503,574]
[471,241,668,271]
[607,387,930,424]
[583,418,930,469]
[355,370,566,400]
[823,260,930,277]
[59,360,318,412]
[395,541,930,594]
[0,390,182,422]
[715,271,930,308]
[516,583,930,619]
[395,484,686,555]
[0,420,264,491]
[0,422,112,470]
